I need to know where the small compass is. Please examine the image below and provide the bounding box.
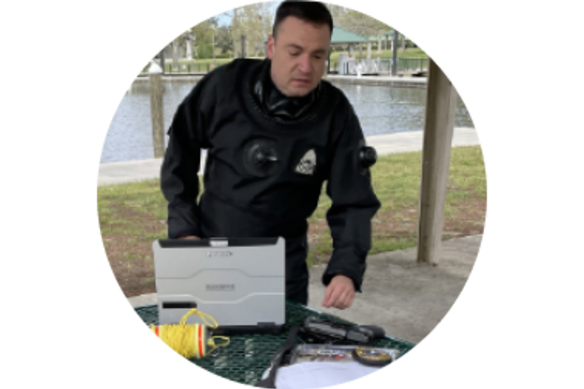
[352,347,393,367]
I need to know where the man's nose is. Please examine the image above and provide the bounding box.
[298,54,313,74]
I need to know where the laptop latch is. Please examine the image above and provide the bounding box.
[210,238,228,248]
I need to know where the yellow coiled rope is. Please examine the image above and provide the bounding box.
[150,309,230,359]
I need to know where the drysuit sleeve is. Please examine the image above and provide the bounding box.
[160,76,214,239]
[322,105,381,292]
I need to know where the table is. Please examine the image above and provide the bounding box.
[135,301,416,386]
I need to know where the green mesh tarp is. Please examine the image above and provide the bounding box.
[135,301,415,386]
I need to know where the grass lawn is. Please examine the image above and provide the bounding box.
[98,146,486,297]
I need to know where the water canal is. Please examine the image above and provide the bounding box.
[101,78,473,163]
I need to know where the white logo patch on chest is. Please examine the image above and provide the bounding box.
[295,149,317,175]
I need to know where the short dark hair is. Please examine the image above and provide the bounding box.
[272,1,333,38]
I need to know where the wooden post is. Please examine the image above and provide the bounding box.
[392,30,399,76]
[417,59,458,265]
[149,62,165,158]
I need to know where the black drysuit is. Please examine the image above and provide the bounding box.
[160,59,380,304]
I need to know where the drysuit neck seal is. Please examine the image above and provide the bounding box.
[253,60,321,122]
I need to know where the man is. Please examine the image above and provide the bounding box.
[160,1,380,310]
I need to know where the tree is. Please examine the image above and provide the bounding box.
[190,17,218,59]
[207,17,219,59]
[215,26,233,55]
[228,3,273,58]
[261,5,274,37]
[168,32,191,70]
[336,9,390,39]
[208,17,218,29]
[325,3,349,21]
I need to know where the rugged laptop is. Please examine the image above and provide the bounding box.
[152,237,285,334]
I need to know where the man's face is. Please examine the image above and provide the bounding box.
[267,16,330,97]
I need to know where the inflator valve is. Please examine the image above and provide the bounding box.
[359,146,377,169]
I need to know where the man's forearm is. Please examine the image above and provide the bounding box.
[323,202,380,292]
[166,202,202,239]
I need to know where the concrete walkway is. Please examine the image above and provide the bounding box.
[95,127,584,186]
[98,127,479,186]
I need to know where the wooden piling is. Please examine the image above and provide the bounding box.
[149,63,165,158]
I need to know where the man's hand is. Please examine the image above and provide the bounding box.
[322,275,355,310]
[179,236,199,239]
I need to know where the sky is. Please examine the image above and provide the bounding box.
[217,1,281,26]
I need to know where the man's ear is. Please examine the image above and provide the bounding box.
[266,34,275,59]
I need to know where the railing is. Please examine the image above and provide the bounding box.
[396,57,429,73]
[143,57,429,76]
[341,58,391,75]
[140,62,223,75]
[331,57,429,75]
[163,62,218,73]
